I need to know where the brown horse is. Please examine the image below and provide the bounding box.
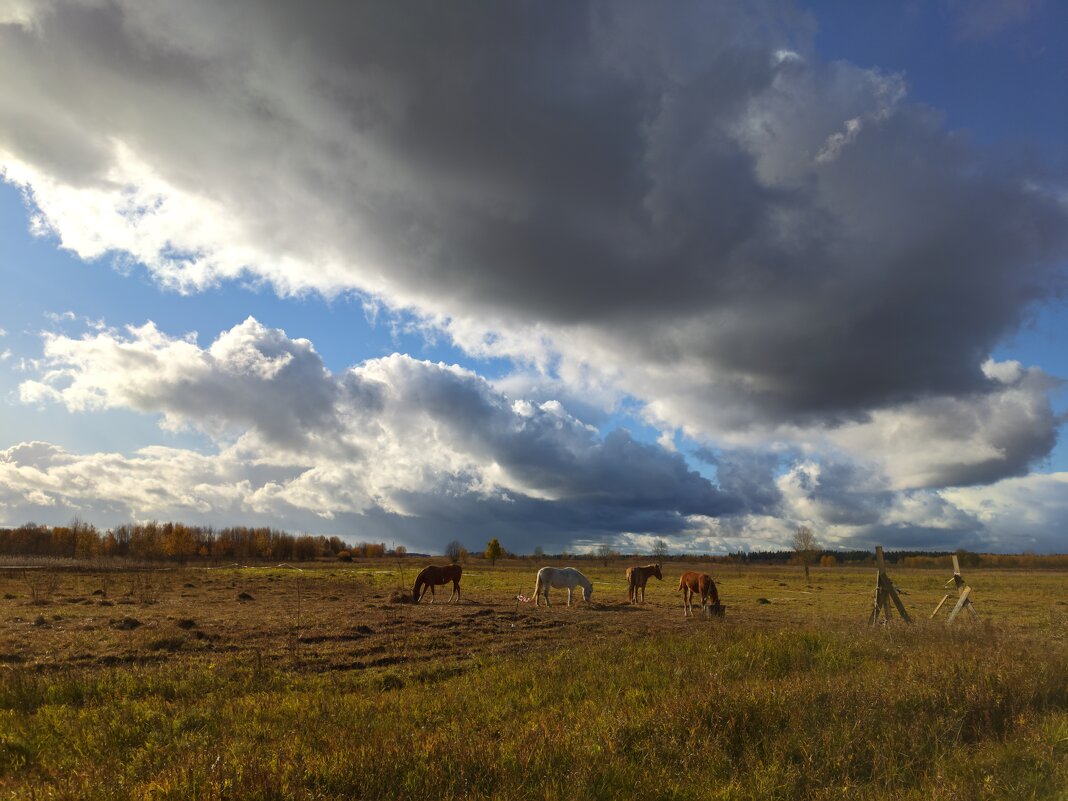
[626,563,662,604]
[413,564,462,603]
[679,571,723,617]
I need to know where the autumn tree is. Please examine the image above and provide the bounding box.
[484,537,503,566]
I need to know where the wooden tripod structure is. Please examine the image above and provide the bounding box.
[868,546,912,625]
[930,555,979,623]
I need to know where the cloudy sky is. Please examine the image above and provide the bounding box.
[1,0,1066,555]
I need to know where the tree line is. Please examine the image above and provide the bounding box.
[2,522,1062,567]
[0,521,392,562]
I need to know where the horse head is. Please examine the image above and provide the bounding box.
[652,564,663,580]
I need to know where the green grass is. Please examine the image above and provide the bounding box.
[2,562,1067,799]
[3,622,1067,800]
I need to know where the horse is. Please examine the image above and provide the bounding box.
[625,563,662,604]
[679,571,723,617]
[412,563,462,603]
[526,567,593,607]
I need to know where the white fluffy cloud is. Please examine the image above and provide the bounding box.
[12,318,741,550]
[6,317,1065,553]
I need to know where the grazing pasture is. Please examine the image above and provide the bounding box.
[1,560,1066,800]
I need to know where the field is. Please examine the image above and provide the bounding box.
[1,559,1067,800]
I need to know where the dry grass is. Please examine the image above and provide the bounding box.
[1,559,1066,799]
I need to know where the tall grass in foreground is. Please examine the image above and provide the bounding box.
[2,624,1066,800]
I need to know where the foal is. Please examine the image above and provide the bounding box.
[625,563,662,604]
[678,571,722,617]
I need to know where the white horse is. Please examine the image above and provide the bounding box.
[527,566,593,607]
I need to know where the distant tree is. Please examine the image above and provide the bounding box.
[597,542,613,567]
[820,554,837,568]
[653,538,669,564]
[445,539,463,562]
[394,545,407,557]
[484,537,504,566]
[532,545,544,561]
[792,525,819,583]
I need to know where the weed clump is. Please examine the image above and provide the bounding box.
[111,616,141,630]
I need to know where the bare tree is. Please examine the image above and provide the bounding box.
[792,525,819,583]
[532,545,544,560]
[652,538,669,565]
[444,539,463,563]
[596,542,614,567]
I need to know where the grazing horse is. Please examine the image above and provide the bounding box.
[526,567,593,607]
[412,563,462,603]
[679,571,722,617]
[626,563,662,604]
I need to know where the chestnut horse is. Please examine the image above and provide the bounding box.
[679,571,722,617]
[625,563,662,604]
[412,563,462,603]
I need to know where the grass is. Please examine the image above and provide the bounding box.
[1,560,1066,799]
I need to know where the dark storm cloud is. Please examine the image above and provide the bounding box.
[6,0,1062,436]
[694,447,783,515]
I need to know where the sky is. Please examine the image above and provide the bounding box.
[1,0,1066,555]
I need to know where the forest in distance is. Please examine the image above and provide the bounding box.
[1,520,1066,569]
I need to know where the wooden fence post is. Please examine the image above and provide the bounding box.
[869,546,912,625]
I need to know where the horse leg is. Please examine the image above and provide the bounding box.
[567,587,573,607]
